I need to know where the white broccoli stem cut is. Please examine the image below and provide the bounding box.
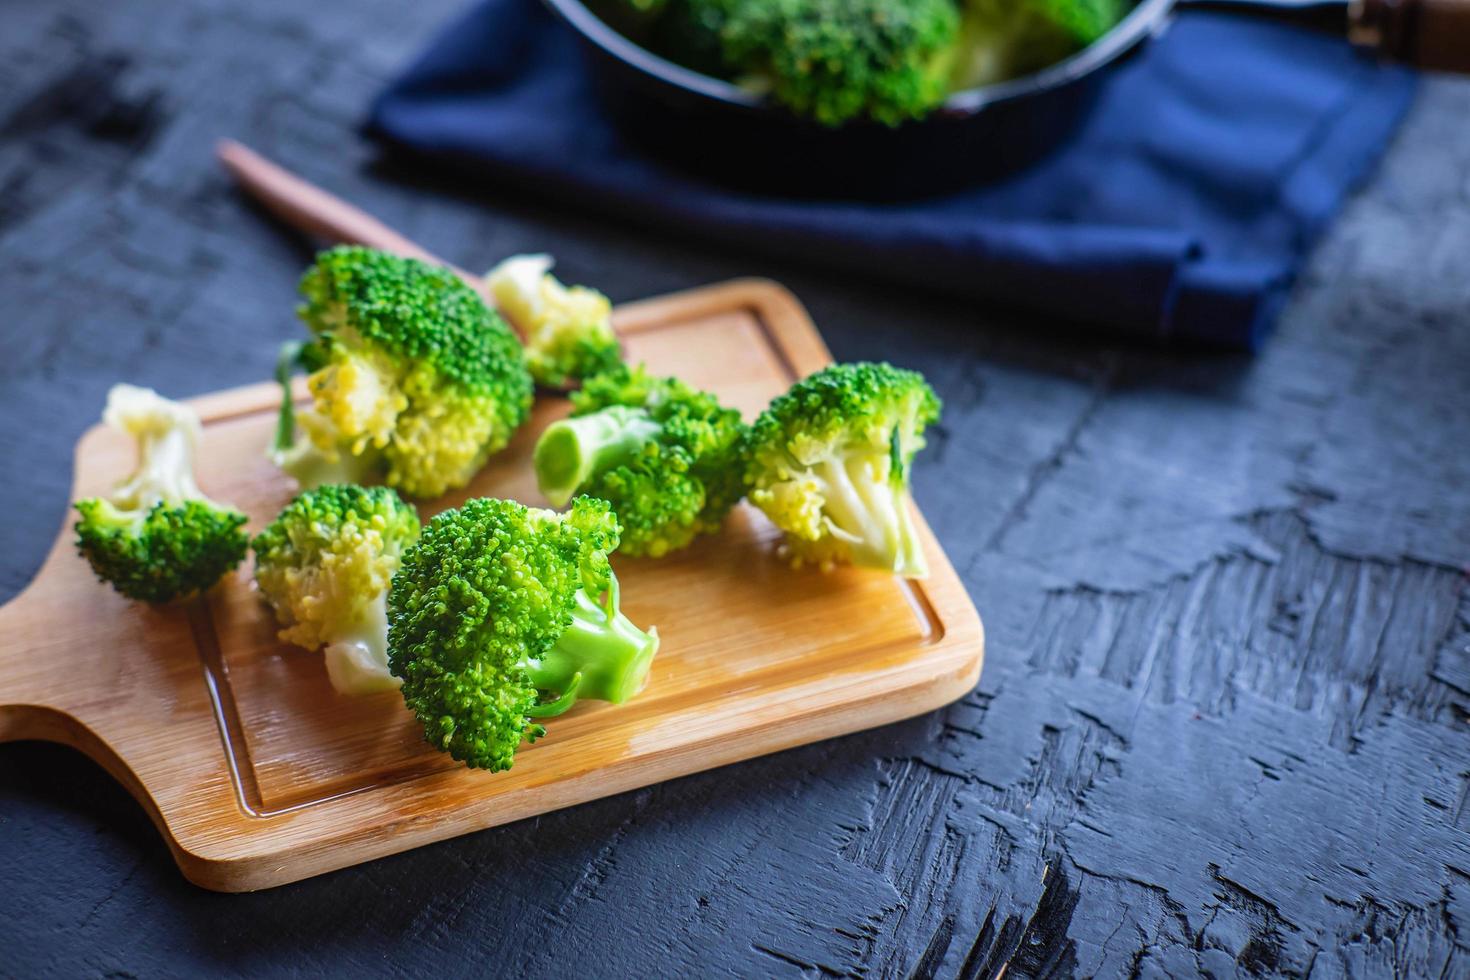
[485,253,554,331]
[322,593,401,695]
[104,383,205,511]
[812,452,928,579]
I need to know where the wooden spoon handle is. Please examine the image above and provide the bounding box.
[215,140,479,286]
[1352,0,1470,71]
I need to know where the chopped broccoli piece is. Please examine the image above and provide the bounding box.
[744,362,940,577]
[274,246,534,499]
[720,0,963,127]
[532,364,746,557]
[74,384,248,602]
[252,484,421,695]
[388,496,659,772]
[611,0,1129,125]
[484,254,622,389]
[615,0,959,126]
[1031,0,1128,45]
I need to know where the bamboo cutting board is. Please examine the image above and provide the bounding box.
[0,280,984,892]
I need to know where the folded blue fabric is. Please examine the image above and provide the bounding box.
[366,0,1415,349]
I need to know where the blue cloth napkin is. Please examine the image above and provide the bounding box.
[366,0,1415,349]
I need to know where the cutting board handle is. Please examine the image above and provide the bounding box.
[0,530,161,740]
[0,586,61,739]
[0,548,219,743]
[0,415,229,747]
[0,580,188,868]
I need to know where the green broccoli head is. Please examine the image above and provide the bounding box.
[532,364,747,558]
[388,496,659,772]
[1034,0,1128,43]
[252,484,421,695]
[484,254,623,389]
[616,0,1129,124]
[720,0,963,127]
[744,362,941,578]
[75,384,248,603]
[275,246,534,499]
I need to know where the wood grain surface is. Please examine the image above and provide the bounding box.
[0,279,983,892]
[2,0,1469,975]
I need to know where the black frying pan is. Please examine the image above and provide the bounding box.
[541,0,1470,198]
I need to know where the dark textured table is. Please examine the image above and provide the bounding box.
[3,1,1469,976]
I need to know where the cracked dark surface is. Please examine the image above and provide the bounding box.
[2,1,1468,976]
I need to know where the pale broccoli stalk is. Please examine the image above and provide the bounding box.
[252,484,421,695]
[389,496,659,772]
[270,246,533,499]
[75,384,248,603]
[325,592,393,695]
[744,362,941,578]
[484,254,622,389]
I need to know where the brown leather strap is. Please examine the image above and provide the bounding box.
[1351,0,1470,72]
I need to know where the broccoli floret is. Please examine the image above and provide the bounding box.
[252,484,421,695]
[273,246,534,499]
[484,254,622,389]
[614,0,1128,125]
[1033,0,1127,43]
[744,362,940,578]
[74,384,248,602]
[532,364,746,557]
[720,0,963,127]
[618,0,960,126]
[388,496,659,772]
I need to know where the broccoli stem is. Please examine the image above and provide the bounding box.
[77,498,146,534]
[524,575,659,711]
[525,673,584,718]
[321,593,402,696]
[813,454,928,578]
[272,341,304,455]
[110,403,203,511]
[534,406,663,507]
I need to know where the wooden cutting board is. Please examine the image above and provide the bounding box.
[0,280,984,892]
